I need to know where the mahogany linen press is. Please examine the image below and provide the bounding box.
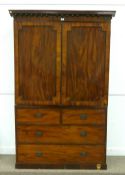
[9,10,115,169]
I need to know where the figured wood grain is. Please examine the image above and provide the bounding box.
[62,109,106,125]
[17,125,105,144]
[62,22,110,106]
[16,108,60,124]
[11,10,115,169]
[17,144,105,164]
[14,21,61,105]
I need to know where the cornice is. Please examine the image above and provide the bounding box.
[9,10,116,18]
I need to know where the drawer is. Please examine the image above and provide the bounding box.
[17,125,105,144]
[62,109,106,125]
[17,144,105,165]
[16,109,60,124]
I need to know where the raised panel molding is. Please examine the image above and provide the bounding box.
[15,23,61,105]
[62,24,107,106]
[18,26,56,102]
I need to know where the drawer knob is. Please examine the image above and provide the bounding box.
[34,113,43,118]
[35,152,43,157]
[80,131,87,137]
[36,131,43,136]
[80,152,87,157]
[80,114,87,120]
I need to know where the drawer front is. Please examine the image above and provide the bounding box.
[62,109,106,125]
[17,144,105,164]
[17,125,105,144]
[16,109,60,124]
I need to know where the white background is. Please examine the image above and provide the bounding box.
[0,0,125,155]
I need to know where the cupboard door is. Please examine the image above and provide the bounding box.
[15,21,61,105]
[62,22,110,106]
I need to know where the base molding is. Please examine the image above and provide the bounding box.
[16,163,107,169]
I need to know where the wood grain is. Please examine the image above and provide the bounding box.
[62,109,106,125]
[17,144,105,164]
[16,108,60,124]
[14,21,61,105]
[62,22,109,106]
[17,125,105,144]
[12,10,115,169]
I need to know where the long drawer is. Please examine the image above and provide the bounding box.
[62,109,106,125]
[17,125,105,144]
[16,109,60,124]
[17,144,105,164]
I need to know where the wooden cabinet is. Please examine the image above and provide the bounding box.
[9,10,115,169]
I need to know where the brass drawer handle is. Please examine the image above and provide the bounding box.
[80,114,87,120]
[80,152,87,157]
[34,112,43,118]
[35,152,43,157]
[80,131,87,137]
[35,131,43,136]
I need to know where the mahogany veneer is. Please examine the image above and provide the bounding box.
[9,10,115,169]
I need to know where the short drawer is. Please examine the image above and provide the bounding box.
[62,109,106,125]
[16,109,60,124]
[17,125,105,144]
[17,144,105,165]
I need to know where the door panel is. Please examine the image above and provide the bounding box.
[15,21,61,105]
[62,22,110,106]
